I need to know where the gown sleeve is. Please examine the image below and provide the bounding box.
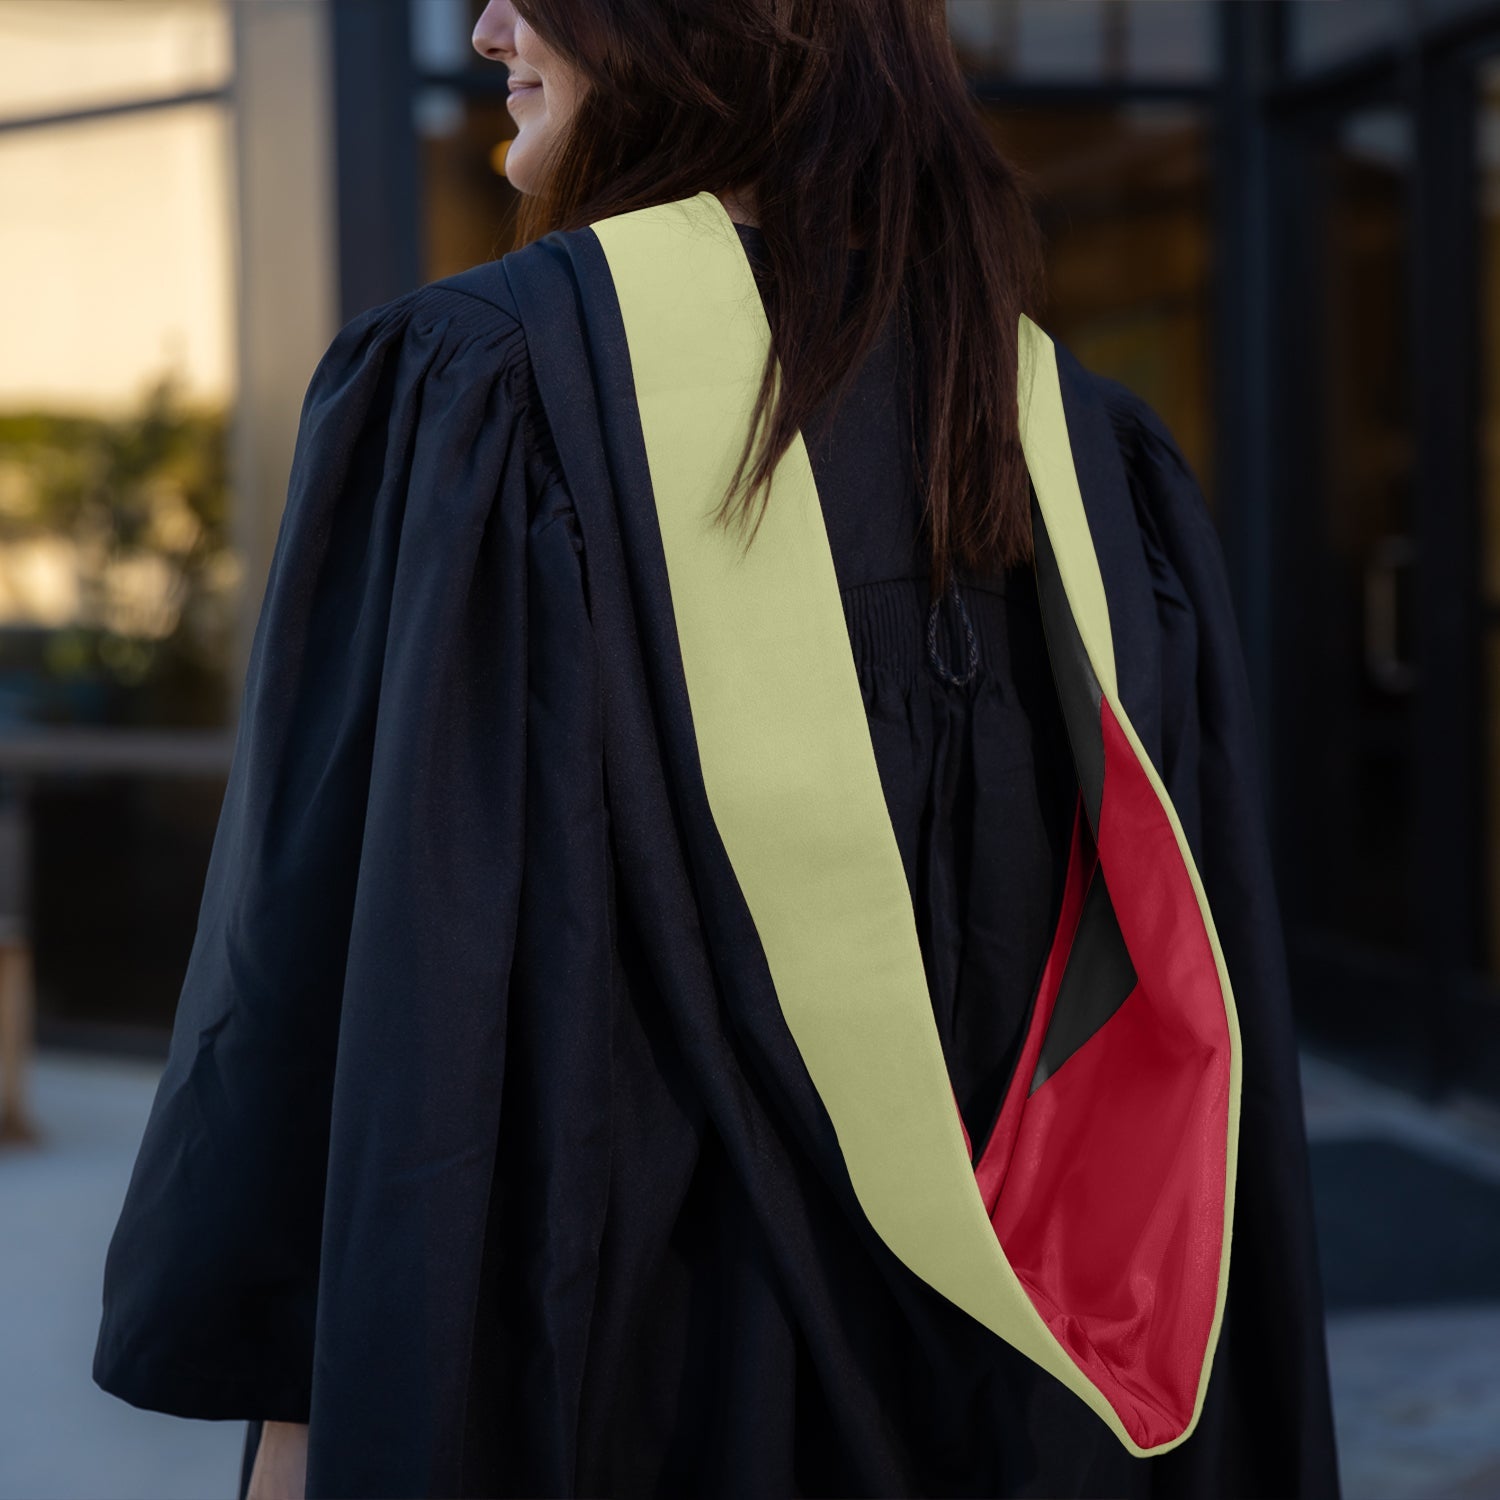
[91,282,585,1430]
[1097,376,1343,1497]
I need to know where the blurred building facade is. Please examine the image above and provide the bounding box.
[0,0,1496,1103]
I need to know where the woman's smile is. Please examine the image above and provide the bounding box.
[506,76,542,109]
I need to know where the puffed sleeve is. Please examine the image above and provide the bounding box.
[1098,377,1343,1498]
[91,283,585,1433]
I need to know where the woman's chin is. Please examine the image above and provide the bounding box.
[503,139,541,195]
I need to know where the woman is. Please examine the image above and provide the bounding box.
[94,3,1342,1497]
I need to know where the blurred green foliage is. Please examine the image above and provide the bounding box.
[0,374,236,728]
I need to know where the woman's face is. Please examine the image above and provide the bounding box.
[472,1,587,194]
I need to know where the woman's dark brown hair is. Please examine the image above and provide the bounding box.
[510,0,1046,595]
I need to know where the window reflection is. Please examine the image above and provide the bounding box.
[1286,0,1403,73]
[987,103,1214,502]
[1299,105,1416,950]
[0,0,230,123]
[0,103,236,728]
[0,0,240,1043]
[945,0,1214,83]
[411,0,481,76]
[1476,57,1500,979]
[419,90,520,280]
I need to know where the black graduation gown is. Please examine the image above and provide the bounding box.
[92,212,1341,1499]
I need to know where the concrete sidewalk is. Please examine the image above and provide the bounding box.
[3,1047,1500,1498]
[0,1053,243,1500]
[1301,1051,1500,1500]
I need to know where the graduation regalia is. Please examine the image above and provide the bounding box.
[93,191,1341,1499]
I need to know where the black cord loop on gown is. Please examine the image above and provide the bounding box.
[925,574,979,687]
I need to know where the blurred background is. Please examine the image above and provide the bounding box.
[2,0,1499,1495]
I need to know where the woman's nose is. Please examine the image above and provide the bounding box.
[472,0,515,62]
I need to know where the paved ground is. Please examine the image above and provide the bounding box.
[1301,1052,1500,1500]
[0,1053,243,1500]
[2,1047,1499,1499]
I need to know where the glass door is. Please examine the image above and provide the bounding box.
[1275,97,1432,1086]
[1278,46,1500,1104]
[1465,52,1500,1091]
